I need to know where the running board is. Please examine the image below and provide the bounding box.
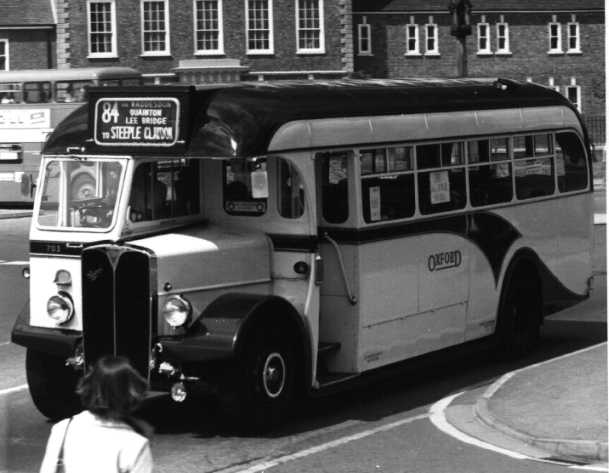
[316,372,359,388]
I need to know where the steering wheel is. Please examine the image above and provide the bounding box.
[76,199,113,227]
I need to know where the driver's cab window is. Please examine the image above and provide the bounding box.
[129,159,200,222]
[223,158,268,216]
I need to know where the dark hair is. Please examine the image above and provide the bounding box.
[77,356,151,437]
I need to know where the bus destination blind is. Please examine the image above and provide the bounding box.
[94,97,180,147]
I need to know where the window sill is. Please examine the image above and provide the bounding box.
[424,52,440,57]
[246,51,275,56]
[297,49,326,55]
[194,51,226,56]
[140,53,172,58]
[476,51,493,56]
[566,50,582,55]
[404,52,421,56]
[357,52,373,56]
[495,51,512,56]
[87,54,118,59]
[547,50,564,55]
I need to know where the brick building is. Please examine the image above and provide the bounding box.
[55,0,354,83]
[0,0,56,70]
[352,0,605,144]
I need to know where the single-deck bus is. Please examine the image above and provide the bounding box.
[12,79,593,428]
[0,67,141,206]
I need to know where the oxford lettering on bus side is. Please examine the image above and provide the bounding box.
[427,250,462,271]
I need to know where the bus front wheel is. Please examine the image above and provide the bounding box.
[26,349,81,420]
[224,328,296,432]
[496,272,542,359]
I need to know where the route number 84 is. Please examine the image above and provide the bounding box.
[100,102,119,124]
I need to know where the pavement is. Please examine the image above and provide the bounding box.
[474,343,608,464]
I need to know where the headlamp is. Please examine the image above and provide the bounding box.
[46,292,74,325]
[162,295,191,328]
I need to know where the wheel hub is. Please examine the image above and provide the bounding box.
[262,352,286,398]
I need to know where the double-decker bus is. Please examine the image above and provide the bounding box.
[0,67,141,206]
[12,79,593,429]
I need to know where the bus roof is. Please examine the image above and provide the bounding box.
[44,78,583,157]
[0,67,141,83]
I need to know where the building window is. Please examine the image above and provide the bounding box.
[477,16,491,54]
[567,15,580,53]
[246,0,273,54]
[357,18,371,55]
[424,16,439,55]
[548,15,562,54]
[0,40,8,70]
[296,0,325,54]
[141,0,170,55]
[496,16,510,54]
[194,0,224,54]
[405,18,420,55]
[87,0,117,57]
[566,77,581,112]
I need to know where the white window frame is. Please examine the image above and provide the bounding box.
[245,0,274,55]
[424,16,439,56]
[548,15,562,54]
[296,0,325,54]
[566,77,581,112]
[405,17,420,56]
[87,0,118,58]
[193,0,224,55]
[548,76,560,92]
[567,16,581,54]
[495,16,510,55]
[357,17,371,55]
[140,0,171,56]
[0,40,8,71]
[477,16,491,55]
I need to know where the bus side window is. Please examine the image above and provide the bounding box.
[0,83,22,103]
[277,158,305,219]
[556,132,589,192]
[24,82,51,103]
[318,151,350,224]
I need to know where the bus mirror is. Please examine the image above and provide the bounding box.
[251,169,269,199]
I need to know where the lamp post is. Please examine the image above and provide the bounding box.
[448,0,473,77]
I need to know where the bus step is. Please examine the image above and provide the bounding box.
[318,341,341,357]
[317,372,358,388]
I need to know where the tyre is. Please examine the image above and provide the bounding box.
[26,349,81,420]
[495,271,542,359]
[222,328,297,432]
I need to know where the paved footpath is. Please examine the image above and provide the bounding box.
[476,343,608,463]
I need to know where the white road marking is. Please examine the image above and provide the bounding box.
[0,384,27,396]
[429,392,528,460]
[229,413,428,473]
[0,260,29,266]
[570,464,609,472]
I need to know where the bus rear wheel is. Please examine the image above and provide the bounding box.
[496,272,542,359]
[26,349,81,420]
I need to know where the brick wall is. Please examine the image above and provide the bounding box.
[353,10,605,116]
[67,0,346,76]
[0,30,54,69]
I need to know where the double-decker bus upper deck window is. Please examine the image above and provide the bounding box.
[417,141,466,215]
[319,150,350,223]
[0,83,22,103]
[556,131,589,192]
[23,82,51,103]
[100,79,120,87]
[278,158,305,219]
[55,81,90,103]
[361,146,415,223]
[514,134,555,199]
[223,159,267,216]
[130,159,200,222]
[534,134,551,155]
[491,137,509,161]
[468,138,513,207]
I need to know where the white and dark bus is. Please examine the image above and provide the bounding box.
[12,79,594,427]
